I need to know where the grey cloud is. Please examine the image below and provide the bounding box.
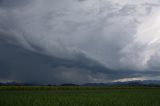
[0,0,31,8]
[0,0,160,84]
[1,40,159,84]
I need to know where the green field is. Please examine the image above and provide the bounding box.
[0,86,160,106]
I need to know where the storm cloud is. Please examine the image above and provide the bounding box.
[0,0,160,84]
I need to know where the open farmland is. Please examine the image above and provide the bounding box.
[0,86,160,106]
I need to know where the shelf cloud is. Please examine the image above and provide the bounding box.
[0,0,160,84]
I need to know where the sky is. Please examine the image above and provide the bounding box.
[0,0,160,84]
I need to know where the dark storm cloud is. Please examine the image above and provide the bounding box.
[0,0,31,8]
[0,0,160,83]
[0,40,159,84]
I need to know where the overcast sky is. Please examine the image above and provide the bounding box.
[0,0,160,84]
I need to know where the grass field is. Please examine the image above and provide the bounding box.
[0,86,160,106]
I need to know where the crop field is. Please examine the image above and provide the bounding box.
[0,86,160,106]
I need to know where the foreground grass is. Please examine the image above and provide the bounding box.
[0,86,160,106]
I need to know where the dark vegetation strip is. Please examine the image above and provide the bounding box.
[0,86,160,91]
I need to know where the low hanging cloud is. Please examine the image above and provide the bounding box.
[0,0,160,84]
